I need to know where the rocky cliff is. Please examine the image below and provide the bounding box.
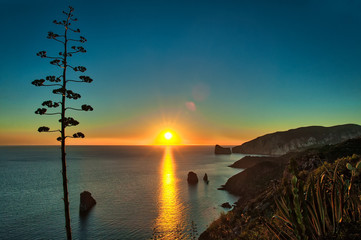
[200,138,361,239]
[232,124,361,155]
[224,138,361,199]
[224,160,284,199]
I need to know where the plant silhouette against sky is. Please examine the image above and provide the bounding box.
[32,6,93,240]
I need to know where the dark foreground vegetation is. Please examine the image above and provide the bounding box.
[200,138,361,239]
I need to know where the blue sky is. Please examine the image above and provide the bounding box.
[1,0,361,145]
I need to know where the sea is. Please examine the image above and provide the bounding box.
[0,146,245,239]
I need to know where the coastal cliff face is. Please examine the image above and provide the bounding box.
[232,124,361,155]
[224,138,361,198]
[200,138,361,239]
[224,160,284,199]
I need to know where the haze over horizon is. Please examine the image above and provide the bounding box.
[1,0,361,145]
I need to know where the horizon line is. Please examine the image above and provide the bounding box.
[0,143,240,147]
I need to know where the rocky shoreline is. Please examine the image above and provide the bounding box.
[201,125,361,239]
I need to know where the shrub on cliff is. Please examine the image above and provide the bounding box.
[267,156,361,239]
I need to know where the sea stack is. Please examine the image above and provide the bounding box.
[187,171,198,184]
[215,144,231,154]
[79,191,96,215]
[203,173,209,184]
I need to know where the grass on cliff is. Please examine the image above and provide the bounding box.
[200,143,361,240]
[267,154,361,240]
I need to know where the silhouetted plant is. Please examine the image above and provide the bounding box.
[266,158,361,240]
[32,6,93,240]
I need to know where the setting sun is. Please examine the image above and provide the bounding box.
[154,130,181,145]
[164,132,173,140]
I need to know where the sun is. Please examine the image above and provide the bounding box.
[164,132,173,140]
[154,130,181,145]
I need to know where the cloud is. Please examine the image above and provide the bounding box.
[185,101,197,112]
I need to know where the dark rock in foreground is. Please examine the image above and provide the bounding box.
[215,144,231,154]
[221,202,232,209]
[232,124,361,155]
[203,173,209,184]
[187,171,198,184]
[79,191,96,215]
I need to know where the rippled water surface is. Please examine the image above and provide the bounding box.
[0,146,244,239]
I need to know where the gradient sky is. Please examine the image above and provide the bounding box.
[1,0,361,145]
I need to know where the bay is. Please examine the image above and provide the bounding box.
[0,146,244,239]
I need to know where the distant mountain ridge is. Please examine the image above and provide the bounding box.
[232,124,361,155]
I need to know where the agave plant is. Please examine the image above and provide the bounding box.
[266,160,361,240]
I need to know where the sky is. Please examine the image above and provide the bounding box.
[1,0,361,145]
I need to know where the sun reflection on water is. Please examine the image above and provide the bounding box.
[154,147,185,239]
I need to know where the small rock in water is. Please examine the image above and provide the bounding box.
[203,173,209,184]
[221,202,232,209]
[187,171,198,184]
[79,191,96,215]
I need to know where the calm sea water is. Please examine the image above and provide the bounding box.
[0,146,244,239]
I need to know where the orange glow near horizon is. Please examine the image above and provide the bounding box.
[0,124,252,146]
[155,147,185,238]
[0,132,249,146]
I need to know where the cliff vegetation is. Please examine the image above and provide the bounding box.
[200,138,361,239]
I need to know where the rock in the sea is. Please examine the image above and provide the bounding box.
[187,171,198,184]
[215,144,231,154]
[221,202,232,209]
[79,191,96,215]
[203,173,209,184]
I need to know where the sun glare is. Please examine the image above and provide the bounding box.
[154,130,181,145]
[164,132,172,140]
